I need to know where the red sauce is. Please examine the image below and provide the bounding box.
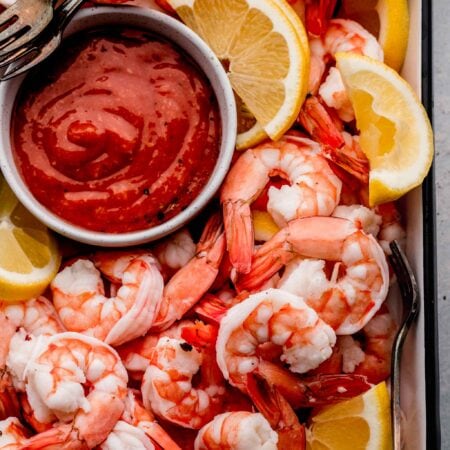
[13,28,221,233]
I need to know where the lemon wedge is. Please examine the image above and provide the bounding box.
[340,0,409,72]
[168,0,309,148]
[306,382,392,450]
[0,176,61,302]
[336,52,433,206]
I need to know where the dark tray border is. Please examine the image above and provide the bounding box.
[422,0,440,448]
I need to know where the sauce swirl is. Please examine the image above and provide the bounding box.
[13,28,220,233]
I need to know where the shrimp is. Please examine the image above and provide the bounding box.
[308,19,383,108]
[0,296,65,337]
[100,390,180,450]
[194,412,278,450]
[116,320,192,381]
[336,305,397,384]
[0,417,29,449]
[216,289,336,389]
[221,137,342,273]
[375,202,406,255]
[151,214,226,331]
[237,216,389,335]
[141,322,226,429]
[152,228,196,280]
[0,298,65,421]
[51,253,164,346]
[16,332,128,449]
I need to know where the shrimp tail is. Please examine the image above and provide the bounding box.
[181,321,218,349]
[236,231,293,292]
[0,373,20,420]
[297,96,345,148]
[140,422,182,450]
[193,294,230,324]
[223,200,254,274]
[21,424,86,450]
[246,373,306,450]
[305,0,338,36]
[256,360,371,409]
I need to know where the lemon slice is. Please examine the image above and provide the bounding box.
[306,382,392,450]
[0,176,61,302]
[336,52,433,206]
[168,0,309,146]
[340,0,409,72]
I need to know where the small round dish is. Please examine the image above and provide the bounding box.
[0,6,236,247]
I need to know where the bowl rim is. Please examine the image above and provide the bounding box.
[0,5,236,246]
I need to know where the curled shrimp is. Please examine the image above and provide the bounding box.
[141,322,226,429]
[216,289,336,389]
[100,390,180,450]
[335,305,397,384]
[0,417,29,449]
[221,137,342,273]
[151,214,226,331]
[0,298,65,421]
[116,320,193,380]
[194,411,278,450]
[237,216,389,334]
[51,253,164,346]
[308,19,383,99]
[17,332,128,449]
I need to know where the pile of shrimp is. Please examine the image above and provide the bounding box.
[0,1,407,449]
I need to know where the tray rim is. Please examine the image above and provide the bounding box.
[422,0,440,447]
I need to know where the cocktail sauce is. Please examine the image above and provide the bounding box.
[13,28,220,232]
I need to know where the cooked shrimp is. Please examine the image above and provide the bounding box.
[216,289,336,390]
[152,228,196,280]
[141,322,226,429]
[99,421,156,450]
[0,417,29,449]
[337,305,397,384]
[16,332,128,449]
[374,202,406,255]
[116,320,192,380]
[0,296,65,336]
[238,216,389,334]
[0,298,65,421]
[194,412,278,450]
[221,137,342,273]
[100,390,180,450]
[308,18,383,114]
[151,214,226,331]
[51,253,164,346]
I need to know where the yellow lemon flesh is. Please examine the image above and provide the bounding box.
[340,0,409,72]
[0,176,61,302]
[336,53,433,206]
[168,0,309,149]
[252,210,280,242]
[306,382,392,450]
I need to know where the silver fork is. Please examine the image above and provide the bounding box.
[0,0,53,56]
[388,241,420,450]
[0,0,84,80]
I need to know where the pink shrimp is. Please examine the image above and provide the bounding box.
[237,216,389,335]
[194,411,278,450]
[51,253,164,346]
[0,298,65,422]
[18,333,128,449]
[0,417,29,449]
[331,305,397,384]
[100,390,180,450]
[151,214,226,331]
[221,137,342,273]
[141,322,227,430]
[116,320,193,381]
